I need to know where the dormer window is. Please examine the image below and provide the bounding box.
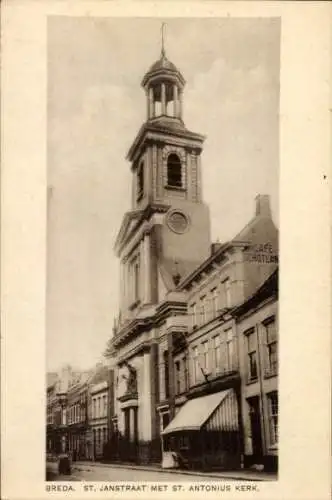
[137,161,144,201]
[167,153,182,189]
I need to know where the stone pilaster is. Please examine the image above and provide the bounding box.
[149,226,159,305]
[173,84,178,117]
[140,239,145,304]
[196,153,202,201]
[148,87,154,119]
[146,146,153,202]
[129,408,135,441]
[151,144,158,200]
[150,343,161,461]
[167,333,175,420]
[120,261,125,312]
[157,146,163,199]
[179,90,183,119]
[161,83,166,115]
[143,234,151,304]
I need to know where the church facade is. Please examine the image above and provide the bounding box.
[106,43,278,469]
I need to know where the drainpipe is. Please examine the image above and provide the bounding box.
[255,323,267,460]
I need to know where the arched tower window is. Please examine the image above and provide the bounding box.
[167,153,182,188]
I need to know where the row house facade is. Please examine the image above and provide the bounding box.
[105,38,279,472]
[46,365,73,455]
[88,364,114,460]
[66,370,91,460]
[46,363,114,462]
[235,269,278,472]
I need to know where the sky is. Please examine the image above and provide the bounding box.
[46,17,280,373]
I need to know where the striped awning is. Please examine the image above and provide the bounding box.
[162,389,238,435]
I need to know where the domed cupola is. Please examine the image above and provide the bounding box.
[141,25,185,126]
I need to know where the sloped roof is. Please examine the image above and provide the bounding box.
[89,364,110,386]
[141,54,185,87]
[178,202,278,291]
[149,55,179,73]
[233,268,278,318]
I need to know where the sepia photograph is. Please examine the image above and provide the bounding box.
[2,1,331,498]
[45,17,280,483]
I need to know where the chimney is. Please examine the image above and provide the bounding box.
[255,194,271,218]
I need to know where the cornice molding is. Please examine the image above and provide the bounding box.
[111,298,188,351]
[127,123,205,164]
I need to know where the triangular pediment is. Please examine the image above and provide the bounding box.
[114,209,144,255]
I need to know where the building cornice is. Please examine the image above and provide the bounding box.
[109,296,188,353]
[127,122,205,164]
[90,381,108,395]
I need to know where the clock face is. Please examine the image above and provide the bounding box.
[167,210,190,234]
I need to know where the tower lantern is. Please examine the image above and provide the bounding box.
[141,23,185,123]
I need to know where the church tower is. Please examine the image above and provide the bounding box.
[115,29,211,319]
[109,28,211,464]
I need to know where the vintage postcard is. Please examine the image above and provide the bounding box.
[1,1,331,500]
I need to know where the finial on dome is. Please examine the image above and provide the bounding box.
[161,22,166,58]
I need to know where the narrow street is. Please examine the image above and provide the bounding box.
[46,462,274,482]
[69,464,208,481]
